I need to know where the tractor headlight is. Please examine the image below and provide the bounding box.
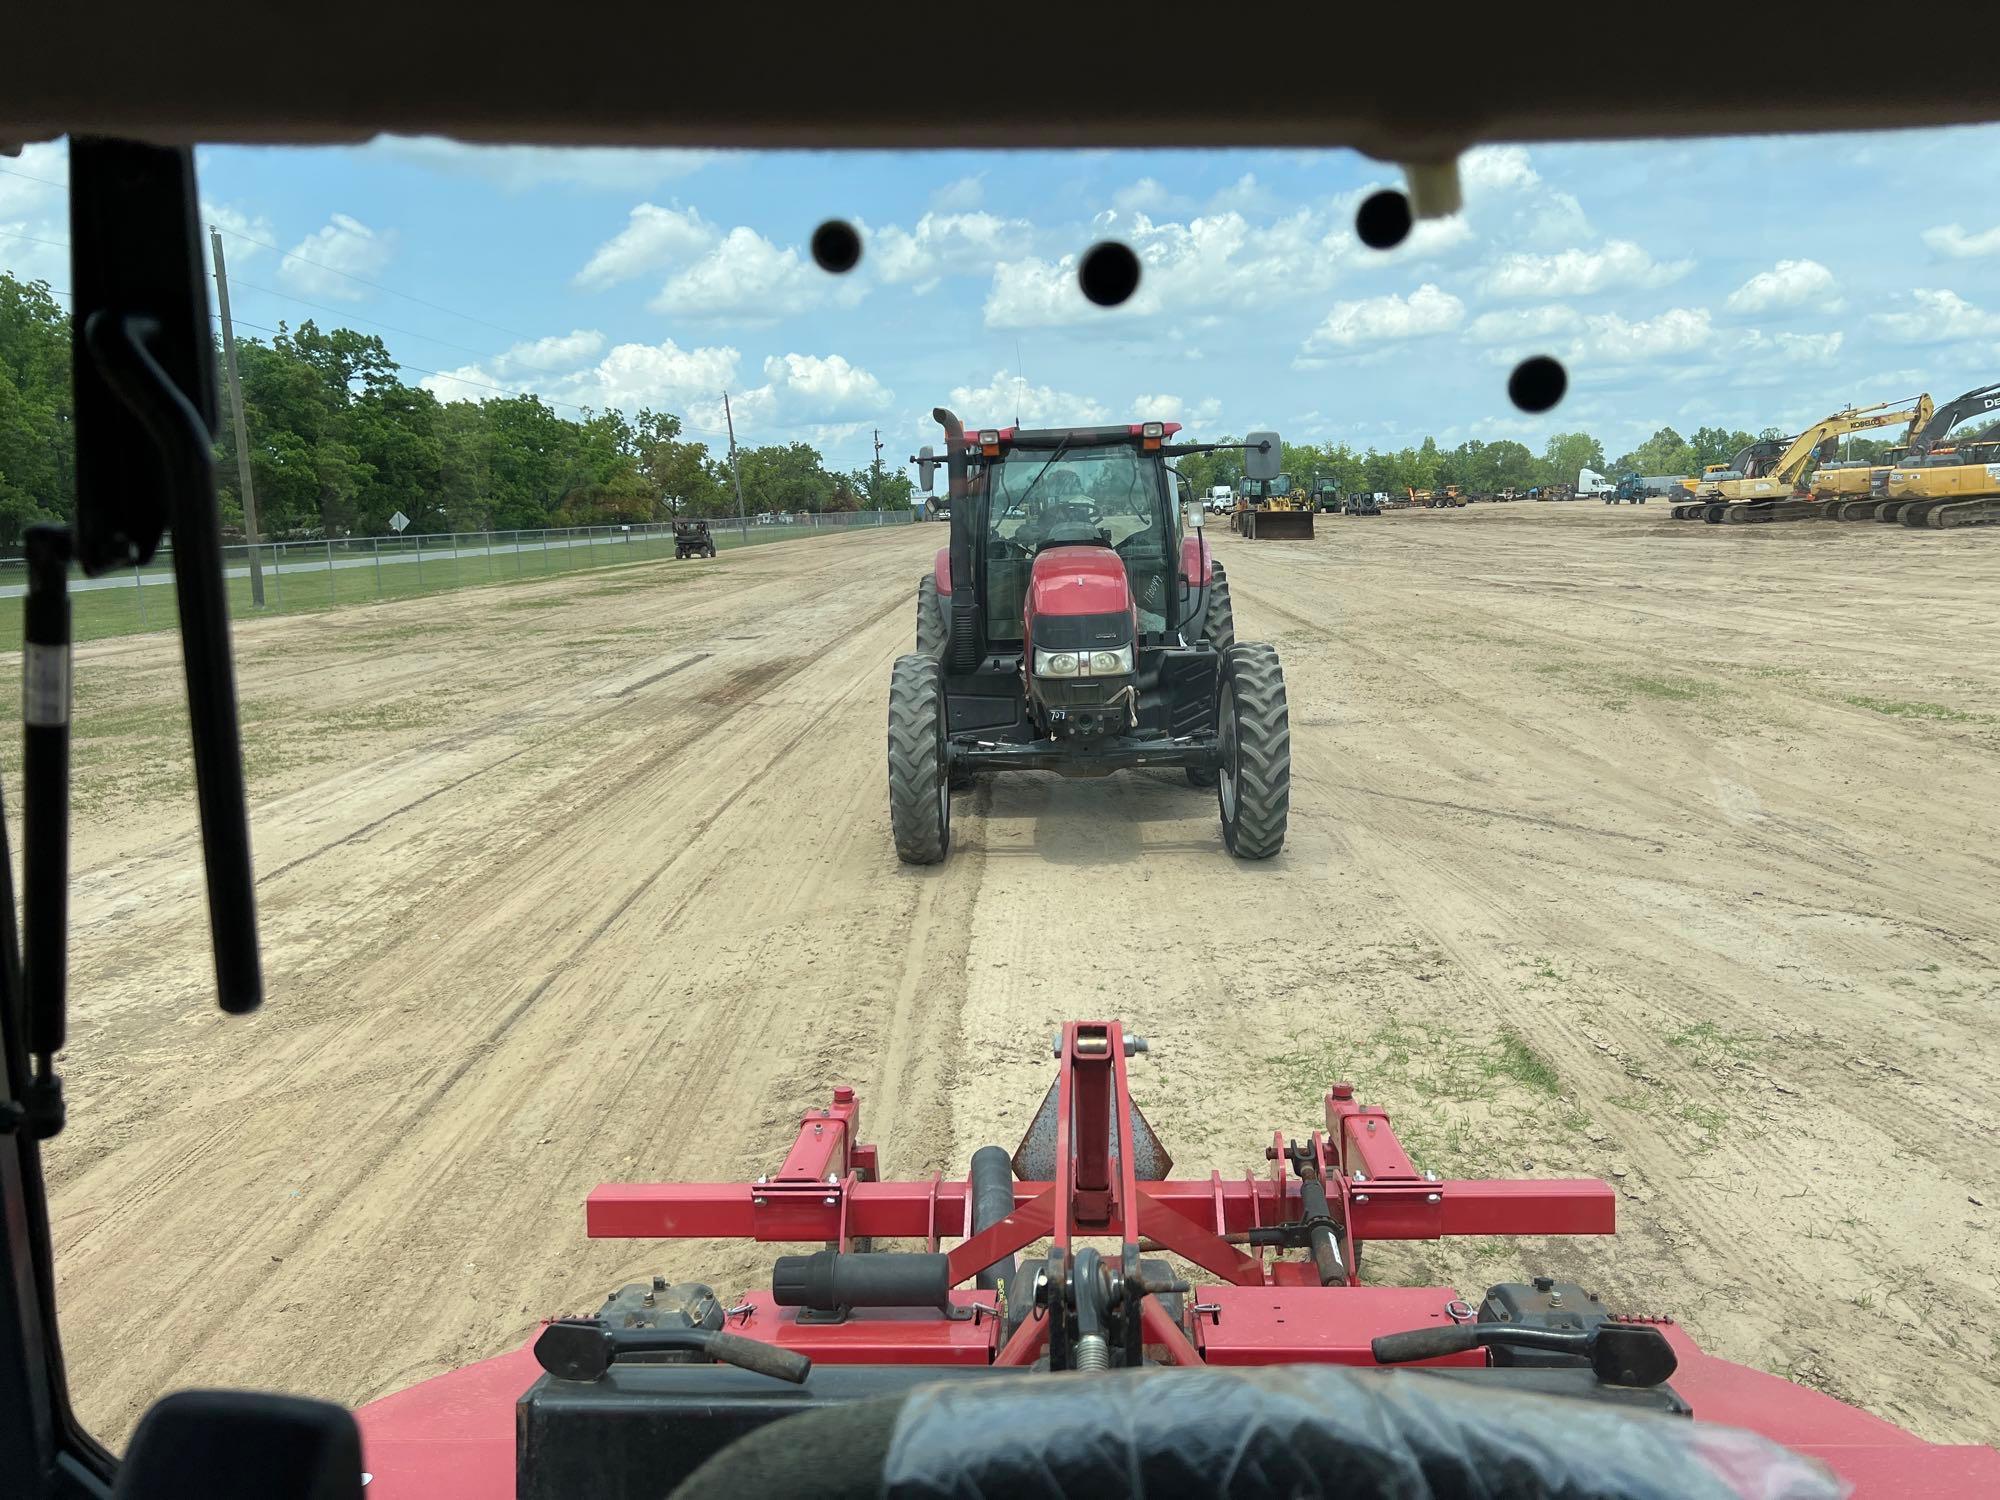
[1035,650,1081,677]
[1034,645,1132,678]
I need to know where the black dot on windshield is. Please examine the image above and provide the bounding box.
[1508,355,1568,414]
[811,219,862,274]
[1078,241,1141,307]
[1355,190,1412,251]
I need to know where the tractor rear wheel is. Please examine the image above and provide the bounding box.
[1203,560,1236,653]
[1215,643,1289,859]
[888,653,951,865]
[916,573,946,655]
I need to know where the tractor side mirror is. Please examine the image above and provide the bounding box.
[1243,432,1282,482]
[915,445,936,492]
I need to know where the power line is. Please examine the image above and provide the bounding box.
[210,223,536,341]
[0,162,67,191]
[228,276,502,361]
[0,227,72,254]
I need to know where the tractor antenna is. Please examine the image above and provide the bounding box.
[1014,338,1025,427]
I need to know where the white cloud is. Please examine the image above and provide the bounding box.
[741,352,893,425]
[371,137,720,191]
[984,254,1103,328]
[948,369,1109,426]
[1576,307,1712,362]
[1922,223,2000,259]
[1208,173,1278,215]
[1466,304,1581,344]
[279,214,397,300]
[1870,288,2000,343]
[930,175,985,212]
[1774,330,1844,363]
[1726,259,1839,314]
[1460,145,1540,195]
[1305,283,1464,350]
[1112,178,1176,214]
[1132,393,1222,428]
[202,201,276,264]
[496,329,606,372]
[650,227,823,320]
[0,142,66,217]
[872,211,1032,290]
[1481,239,1691,298]
[574,202,715,289]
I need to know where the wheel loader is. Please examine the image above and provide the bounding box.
[894,412,1293,864]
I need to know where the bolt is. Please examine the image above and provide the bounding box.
[753,1196,767,1208]
[1423,1171,1439,1183]
[755,1175,769,1185]
[1329,1082,1354,1100]
[1425,1193,1440,1204]
[1354,1193,1370,1204]
[1265,1146,1279,1161]
[828,1173,840,1184]
[1352,1172,1368,1183]
[813,1124,824,1137]
[824,1195,838,1207]
[1549,1292,1564,1308]
[832,1087,855,1104]
[652,1275,668,1291]
[1365,1119,1377,1133]
[642,1289,656,1307]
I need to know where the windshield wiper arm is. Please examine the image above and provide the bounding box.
[1013,437,1071,511]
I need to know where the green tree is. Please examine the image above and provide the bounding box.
[1539,432,1606,487]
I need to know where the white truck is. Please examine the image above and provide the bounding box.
[1207,485,1234,514]
[1577,468,1616,500]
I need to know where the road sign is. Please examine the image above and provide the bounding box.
[389,511,410,533]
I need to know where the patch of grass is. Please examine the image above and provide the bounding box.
[1842,694,1985,724]
[1664,1021,1767,1064]
[1606,672,1720,703]
[1489,1029,1561,1096]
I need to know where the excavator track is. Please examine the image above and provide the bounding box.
[1916,496,2000,528]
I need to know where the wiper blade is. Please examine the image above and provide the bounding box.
[1014,437,1071,509]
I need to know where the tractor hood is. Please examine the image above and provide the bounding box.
[1025,545,1136,650]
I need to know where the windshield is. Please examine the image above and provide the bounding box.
[982,444,1171,636]
[5,125,1998,1492]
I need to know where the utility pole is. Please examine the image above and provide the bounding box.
[722,390,748,535]
[871,427,884,509]
[210,227,266,607]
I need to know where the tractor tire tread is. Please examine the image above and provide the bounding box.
[1220,643,1289,860]
[1205,560,1236,653]
[916,573,946,656]
[888,653,950,864]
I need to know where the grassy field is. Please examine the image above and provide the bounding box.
[0,521,896,653]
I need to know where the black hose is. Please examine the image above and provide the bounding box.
[969,1146,1018,1295]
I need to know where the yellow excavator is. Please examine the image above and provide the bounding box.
[1673,395,1934,525]
[1815,381,2000,522]
[1668,453,1780,520]
[1852,381,2000,528]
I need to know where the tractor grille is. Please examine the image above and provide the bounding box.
[1039,676,1125,707]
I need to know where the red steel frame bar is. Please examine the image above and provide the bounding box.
[584,1027,1616,1287]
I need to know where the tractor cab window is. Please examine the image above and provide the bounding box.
[983,445,1174,638]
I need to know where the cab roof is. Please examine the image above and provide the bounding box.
[959,422,1182,450]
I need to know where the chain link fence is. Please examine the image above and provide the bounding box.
[0,511,920,650]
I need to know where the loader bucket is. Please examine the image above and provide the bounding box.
[1243,509,1315,540]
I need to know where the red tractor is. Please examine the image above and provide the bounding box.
[893,410,1291,863]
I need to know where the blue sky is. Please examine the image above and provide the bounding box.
[10,127,2000,471]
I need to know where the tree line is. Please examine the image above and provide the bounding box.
[0,272,913,548]
[2,269,1903,548]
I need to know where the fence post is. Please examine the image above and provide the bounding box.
[133,563,146,627]
[373,536,382,596]
[271,543,285,609]
[485,530,494,581]
[326,538,336,603]
[542,529,550,572]
[586,527,595,566]
[416,535,424,589]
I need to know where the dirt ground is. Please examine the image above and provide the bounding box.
[25,504,1999,1449]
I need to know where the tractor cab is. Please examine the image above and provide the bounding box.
[895,410,1292,865]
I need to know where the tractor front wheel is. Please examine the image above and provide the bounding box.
[1203,559,1236,653]
[916,573,946,656]
[888,653,951,864]
[1215,643,1289,859]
